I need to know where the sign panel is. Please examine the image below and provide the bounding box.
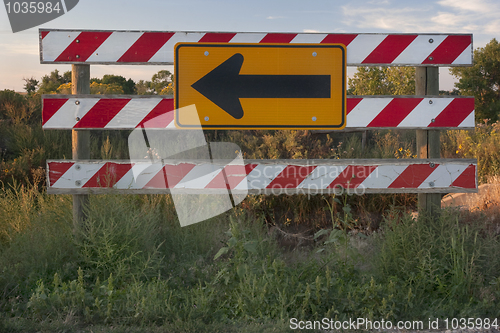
[174,43,346,130]
[42,95,475,130]
[46,159,478,195]
[39,30,473,66]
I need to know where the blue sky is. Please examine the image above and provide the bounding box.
[1,0,499,92]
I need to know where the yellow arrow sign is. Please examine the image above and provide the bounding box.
[174,43,346,130]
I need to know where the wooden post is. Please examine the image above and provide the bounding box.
[416,67,441,215]
[72,64,90,231]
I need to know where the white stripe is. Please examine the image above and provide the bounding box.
[240,165,286,190]
[297,165,347,190]
[398,98,453,128]
[42,31,80,62]
[174,164,223,189]
[360,165,407,189]
[458,110,475,127]
[43,98,100,129]
[452,45,473,65]
[120,163,164,189]
[393,35,447,64]
[105,99,162,128]
[86,32,142,62]
[228,33,267,43]
[149,32,205,63]
[51,163,103,189]
[290,33,328,43]
[419,164,468,189]
[346,34,387,64]
[347,98,392,127]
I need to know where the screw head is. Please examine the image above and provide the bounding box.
[431,118,436,123]
[312,52,317,57]
[429,100,433,104]
[429,181,435,187]
[75,100,80,105]
[204,51,209,56]
[75,165,81,170]
[312,116,317,121]
[76,55,80,59]
[76,39,80,43]
[429,38,434,43]
[428,56,434,61]
[75,180,81,186]
[429,162,436,168]
[76,117,81,121]
[204,116,209,121]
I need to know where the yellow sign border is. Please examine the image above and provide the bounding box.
[174,43,346,130]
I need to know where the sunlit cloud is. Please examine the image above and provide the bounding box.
[266,16,285,20]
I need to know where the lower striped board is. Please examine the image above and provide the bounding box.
[47,159,477,195]
[42,95,475,130]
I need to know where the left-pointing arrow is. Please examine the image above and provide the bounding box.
[191,53,331,120]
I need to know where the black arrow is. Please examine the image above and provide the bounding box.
[191,53,331,119]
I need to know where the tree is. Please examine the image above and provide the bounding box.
[136,70,174,95]
[38,70,71,94]
[56,82,125,95]
[450,38,500,122]
[348,67,415,95]
[100,75,136,94]
[23,77,39,95]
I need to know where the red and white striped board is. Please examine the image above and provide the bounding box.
[47,159,477,195]
[42,95,475,130]
[39,30,472,66]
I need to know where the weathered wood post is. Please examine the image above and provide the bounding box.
[71,64,90,231]
[416,67,441,215]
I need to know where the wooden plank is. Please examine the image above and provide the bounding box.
[46,159,478,195]
[40,30,473,66]
[42,95,475,130]
[416,67,442,213]
[71,64,90,229]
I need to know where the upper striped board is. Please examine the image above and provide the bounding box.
[39,30,473,66]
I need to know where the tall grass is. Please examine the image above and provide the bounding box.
[1,184,499,331]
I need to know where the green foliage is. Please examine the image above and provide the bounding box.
[451,39,500,121]
[374,210,500,317]
[442,121,500,182]
[136,70,174,95]
[91,75,136,94]
[348,67,415,95]
[38,69,71,94]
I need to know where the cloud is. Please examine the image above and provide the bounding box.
[341,0,500,35]
[266,16,285,20]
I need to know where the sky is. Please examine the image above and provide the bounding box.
[1,0,499,92]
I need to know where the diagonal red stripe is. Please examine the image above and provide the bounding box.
[83,162,132,188]
[136,99,175,128]
[48,162,73,186]
[422,35,471,65]
[267,165,317,189]
[367,98,423,127]
[74,99,130,129]
[428,98,474,127]
[205,164,250,189]
[451,164,476,189]
[388,164,438,188]
[199,32,237,43]
[327,165,377,189]
[41,31,49,39]
[144,163,196,189]
[321,34,358,46]
[346,97,363,115]
[362,35,417,64]
[42,98,68,125]
[55,31,112,62]
[259,33,297,43]
[118,32,174,62]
